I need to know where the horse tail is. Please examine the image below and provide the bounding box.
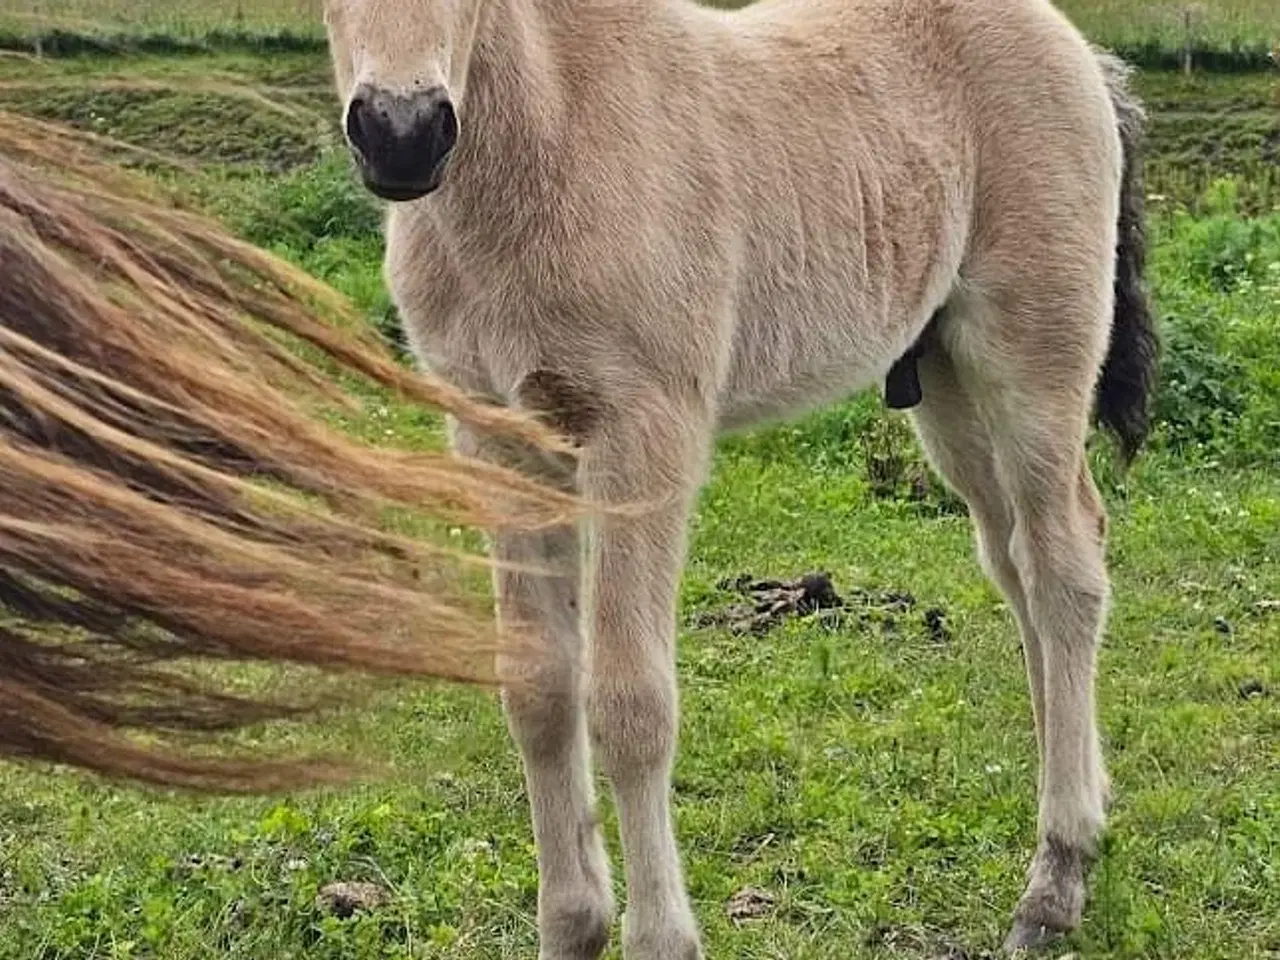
[1093,50,1159,463]
[0,112,576,792]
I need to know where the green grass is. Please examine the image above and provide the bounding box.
[1,451,1275,960]
[0,0,325,38]
[1057,0,1279,55]
[1140,71,1280,214]
[0,49,1278,960]
[0,0,1277,67]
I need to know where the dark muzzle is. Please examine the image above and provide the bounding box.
[345,84,458,202]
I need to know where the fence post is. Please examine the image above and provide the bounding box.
[31,0,43,58]
[1182,7,1194,75]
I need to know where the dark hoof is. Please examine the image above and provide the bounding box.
[1003,916,1070,954]
[1005,834,1088,954]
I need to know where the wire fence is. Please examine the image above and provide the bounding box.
[2,0,325,37]
[1,0,1275,69]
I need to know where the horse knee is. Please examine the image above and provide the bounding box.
[587,669,677,780]
[974,518,1017,589]
[503,654,582,759]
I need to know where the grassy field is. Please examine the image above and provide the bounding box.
[0,32,1277,960]
[0,0,1278,64]
[1059,0,1278,56]
[0,0,320,37]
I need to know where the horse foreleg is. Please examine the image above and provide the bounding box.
[580,393,710,960]
[451,424,614,960]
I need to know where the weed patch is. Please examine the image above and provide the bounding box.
[0,83,322,168]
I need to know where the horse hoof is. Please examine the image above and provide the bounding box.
[1002,915,1069,955]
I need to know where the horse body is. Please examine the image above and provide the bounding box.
[383,0,1116,430]
[327,0,1157,953]
[711,0,975,426]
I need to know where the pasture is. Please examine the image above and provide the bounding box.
[0,5,1277,960]
[1,0,1278,59]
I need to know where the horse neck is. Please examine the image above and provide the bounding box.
[457,0,689,190]
[460,0,573,180]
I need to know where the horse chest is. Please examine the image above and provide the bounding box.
[718,286,900,429]
[387,207,731,403]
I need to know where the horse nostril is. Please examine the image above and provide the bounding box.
[346,96,372,156]
[436,99,458,154]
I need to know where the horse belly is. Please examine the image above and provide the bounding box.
[713,144,968,431]
[717,280,917,431]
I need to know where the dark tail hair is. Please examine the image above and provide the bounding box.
[1093,50,1159,463]
[0,111,579,792]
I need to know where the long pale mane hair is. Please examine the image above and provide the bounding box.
[0,111,574,792]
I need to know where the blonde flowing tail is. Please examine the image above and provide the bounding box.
[0,111,575,792]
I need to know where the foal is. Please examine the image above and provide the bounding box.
[324,0,1158,953]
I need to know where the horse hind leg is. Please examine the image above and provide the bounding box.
[1001,447,1111,953]
[920,287,1113,952]
[908,344,1048,765]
